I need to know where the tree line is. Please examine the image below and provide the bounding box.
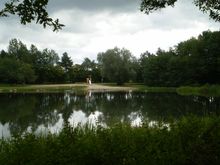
[0,30,219,86]
[141,30,220,86]
[0,39,101,84]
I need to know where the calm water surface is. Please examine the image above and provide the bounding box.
[0,91,219,138]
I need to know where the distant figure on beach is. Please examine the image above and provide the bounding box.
[86,77,92,85]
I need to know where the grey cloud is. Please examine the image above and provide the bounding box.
[142,0,220,30]
[48,0,141,13]
[55,10,98,33]
[0,0,8,8]
[50,0,219,34]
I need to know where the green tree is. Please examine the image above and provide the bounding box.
[141,30,220,86]
[81,58,102,83]
[0,58,36,83]
[32,48,60,83]
[138,51,154,83]
[69,64,85,82]
[48,65,65,83]
[197,31,220,84]
[97,47,136,85]
[0,39,70,84]
[140,0,220,22]
[59,52,73,82]
[81,58,93,71]
[40,48,59,66]
[8,38,32,63]
[142,50,171,86]
[175,31,220,84]
[0,50,8,58]
[60,52,73,72]
[17,62,36,83]
[141,48,195,86]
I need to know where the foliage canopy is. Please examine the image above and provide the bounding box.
[0,0,64,31]
[140,0,220,22]
[97,47,136,85]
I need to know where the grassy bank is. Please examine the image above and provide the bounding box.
[1,116,220,165]
[133,85,177,93]
[177,85,220,97]
[132,84,220,96]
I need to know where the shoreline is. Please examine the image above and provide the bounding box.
[87,84,135,92]
[0,83,136,93]
[0,83,219,96]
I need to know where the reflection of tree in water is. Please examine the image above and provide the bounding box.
[141,93,220,121]
[0,93,37,134]
[0,93,66,134]
[90,92,144,125]
[0,92,219,135]
[79,92,220,124]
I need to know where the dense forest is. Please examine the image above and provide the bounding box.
[0,30,219,86]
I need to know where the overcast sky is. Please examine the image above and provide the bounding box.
[0,0,219,63]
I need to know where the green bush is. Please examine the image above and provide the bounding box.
[1,116,220,165]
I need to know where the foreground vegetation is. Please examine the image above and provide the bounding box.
[0,116,220,165]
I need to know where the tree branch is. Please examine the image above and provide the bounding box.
[0,0,64,31]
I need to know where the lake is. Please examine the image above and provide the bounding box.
[0,91,219,138]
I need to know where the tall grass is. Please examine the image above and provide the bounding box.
[1,116,220,165]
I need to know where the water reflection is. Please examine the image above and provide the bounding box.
[128,112,143,127]
[68,110,105,127]
[0,123,11,138]
[0,92,219,138]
